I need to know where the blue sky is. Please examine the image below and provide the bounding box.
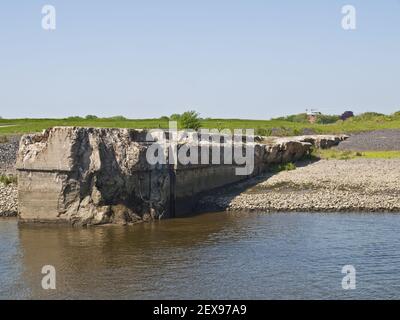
[0,0,399,119]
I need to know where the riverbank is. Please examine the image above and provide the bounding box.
[0,135,19,175]
[17,128,341,224]
[0,183,18,216]
[3,129,400,218]
[0,135,19,217]
[198,158,400,212]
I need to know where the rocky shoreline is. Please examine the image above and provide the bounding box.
[0,135,19,175]
[0,136,19,217]
[0,183,18,216]
[198,158,400,213]
[2,130,400,218]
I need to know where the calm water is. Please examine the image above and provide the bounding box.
[1,212,400,299]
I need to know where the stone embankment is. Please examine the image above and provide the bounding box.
[0,183,18,216]
[12,127,347,224]
[0,136,19,175]
[0,136,19,217]
[200,159,400,212]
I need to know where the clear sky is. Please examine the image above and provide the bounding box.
[0,0,399,119]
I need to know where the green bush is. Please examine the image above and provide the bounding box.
[65,116,83,121]
[0,175,17,186]
[270,162,297,173]
[170,113,181,121]
[354,112,385,121]
[85,115,98,120]
[255,128,272,136]
[283,113,309,123]
[315,114,340,124]
[292,128,302,136]
[338,150,353,160]
[180,111,202,130]
[280,162,296,171]
[108,115,127,121]
[274,113,339,125]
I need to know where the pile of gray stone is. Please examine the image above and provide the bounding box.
[0,183,18,216]
[336,129,400,151]
[0,136,20,175]
[201,158,400,213]
[0,136,19,216]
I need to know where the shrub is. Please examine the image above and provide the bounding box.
[355,112,385,121]
[159,116,169,121]
[292,128,302,136]
[282,162,296,171]
[65,116,83,121]
[170,113,181,121]
[338,150,353,160]
[271,162,297,173]
[255,128,272,136]
[180,111,202,130]
[284,113,309,123]
[108,115,127,121]
[85,115,98,120]
[315,114,340,124]
[0,175,17,186]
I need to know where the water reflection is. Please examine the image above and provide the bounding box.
[17,212,245,299]
[1,212,400,299]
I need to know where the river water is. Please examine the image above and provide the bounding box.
[1,212,400,299]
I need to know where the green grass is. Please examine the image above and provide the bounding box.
[2,112,400,137]
[270,162,297,173]
[361,151,400,159]
[316,149,400,160]
[0,175,17,186]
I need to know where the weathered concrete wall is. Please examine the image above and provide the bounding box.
[16,127,347,225]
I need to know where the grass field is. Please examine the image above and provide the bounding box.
[2,112,400,137]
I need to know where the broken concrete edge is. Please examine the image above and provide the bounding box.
[15,127,347,226]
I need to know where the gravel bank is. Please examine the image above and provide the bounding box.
[0,135,19,216]
[0,182,18,216]
[336,129,400,151]
[198,159,400,212]
[2,131,400,217]
[0,136,20,175]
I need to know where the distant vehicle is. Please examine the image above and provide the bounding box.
[340,111,354,121]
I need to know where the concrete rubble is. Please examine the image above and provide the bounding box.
[12,127,347,225]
